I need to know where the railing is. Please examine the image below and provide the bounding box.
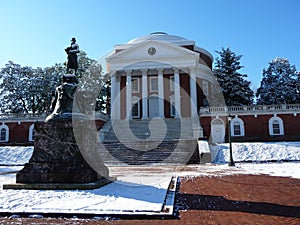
[0,112,109,121]
[0,113,47,120]
[200,104,300,115]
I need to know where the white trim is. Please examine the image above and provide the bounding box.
[158,71,164,118]
[131,77,140,93]
[131,96,141,118]
[190,68,198,117]
[126,72,132,119]
[142,70,148,119]
[28,124,35,142]
[174,69,181,118]
[211,118,225,143]
[169,95,176,117]
[230,117,245,136]
[169,75,174,92]
[149,76,158,92]
[0,124,9,142]
[269,116,284,136]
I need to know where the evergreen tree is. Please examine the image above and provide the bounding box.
[0,51,110,114]
[0,61,61,113]
[256,58,299,105]
[213,47,254,106]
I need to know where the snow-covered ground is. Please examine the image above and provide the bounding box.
[0,142,299,215]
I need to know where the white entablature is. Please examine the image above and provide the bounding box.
[106,40,200,71]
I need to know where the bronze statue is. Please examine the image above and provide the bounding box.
[45,74,87,122]
[65,37,79,74]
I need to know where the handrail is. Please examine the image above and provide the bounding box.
[200,104,300,115]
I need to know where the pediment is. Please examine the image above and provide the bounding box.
[106,40,199,64]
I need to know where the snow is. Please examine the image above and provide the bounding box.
[0,142,299,215]
[211,142,300,163]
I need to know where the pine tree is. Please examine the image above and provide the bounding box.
[256,58,299,105]
[213,47,254,106]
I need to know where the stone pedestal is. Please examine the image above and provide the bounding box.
[4,119,113,190]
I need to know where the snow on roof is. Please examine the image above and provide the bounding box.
[127,32,191,44]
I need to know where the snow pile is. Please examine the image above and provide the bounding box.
[0,146,33,165]
[211,142,300,163]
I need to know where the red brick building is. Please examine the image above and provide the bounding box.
[200,105,300,143]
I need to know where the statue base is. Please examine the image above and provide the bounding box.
[4,120,113,190]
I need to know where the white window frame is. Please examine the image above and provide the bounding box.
[29,124,35,142]
[169,95,176,117]
[0,124,9,142]
[169,76,174,92]
[131,77,140,93]
[131,96,141,118]
[150,77,158,92]
[230,117,245,137]
[269,116,284,136]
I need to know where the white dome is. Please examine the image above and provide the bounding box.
[127,32,189,44]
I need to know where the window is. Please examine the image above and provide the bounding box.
[131,96,140,118]
[169,95,175,117]
[29,124,35,142]
[233,122,241,136]
[132,102,140,118]
[269,116,284,135]
[150,77,158,92]
[169,76,174,92]
[0,125,9,142]
[131,78,139,93]
[230,118,245,137]
[272,120,280,134]
[0,128,6,141]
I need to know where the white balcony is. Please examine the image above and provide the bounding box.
[199,104,300,116]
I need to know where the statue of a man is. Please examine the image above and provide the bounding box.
[45,74,87,122]
[65,37,79,74]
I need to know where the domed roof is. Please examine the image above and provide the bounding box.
[127,32,189,44]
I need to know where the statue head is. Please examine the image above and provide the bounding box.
[71,37,76,43]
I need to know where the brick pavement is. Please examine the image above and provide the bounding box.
[1,174,300,224]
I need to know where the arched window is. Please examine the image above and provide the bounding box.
[269,116,284,135]
[230,118,245,136]
[0,124,9,142]
[28,124,35,142]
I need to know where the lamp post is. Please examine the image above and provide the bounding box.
[228,116,235,167]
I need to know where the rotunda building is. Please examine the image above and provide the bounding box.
[106,32,215,121]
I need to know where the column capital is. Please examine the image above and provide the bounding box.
[173,68,179,74]
[125,70,132,76]
[142,69,148,75]
[157,68,164,74]
[188,67,197,74]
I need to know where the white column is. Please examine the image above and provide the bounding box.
[110,74,116,119]
[158,69,165,118]
[126,70,132,119]
[174,68,181,118]
[115,76,121,120]
[142,69,148,119]
[190,68,198,117]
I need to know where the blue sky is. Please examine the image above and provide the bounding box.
[0,0,299,88]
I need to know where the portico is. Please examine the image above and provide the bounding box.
[106,32,215,122]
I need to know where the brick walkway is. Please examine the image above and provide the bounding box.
[1,174,300,224]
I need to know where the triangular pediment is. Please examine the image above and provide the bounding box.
[106,40,199,64]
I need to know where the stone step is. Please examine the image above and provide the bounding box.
[97,139,199,165]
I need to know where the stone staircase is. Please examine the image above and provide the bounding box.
[97,118,201,165]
